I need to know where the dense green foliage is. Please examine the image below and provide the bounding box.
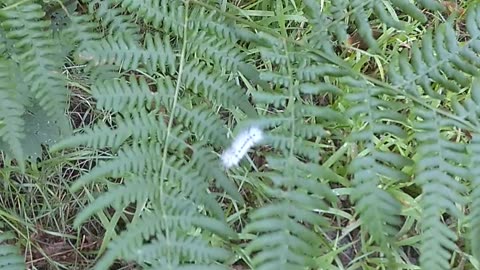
[0,0,71,170]
[0,222,25,270]
[2,0,480,269]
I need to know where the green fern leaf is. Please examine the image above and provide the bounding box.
[266,134,321,162]
[182,60,253,112]
[384,7,480,267]
[129,231,231,263]
[415,108,467,270]
[86,0,141,40]
[0,60,25,168]
[73,175,160,227]
[245,156,336,270]
[371,1,404,29]
[259,71,292,87]
[0,2,68,117]
[389,15,480,98]
[63,13,102,54]
[350,0,379,51]
[189,8,247,42]
[116,0,184,36]
[172,104,229,148]
[346,79,411,247]
[69,142,164,190]
[303,0,443,52]
[470,134,480,261]
[454,80,480,261]
[78,33,176,74]
[240,36,343,269]
[93,192,233,270]
[187,30,245,71]
[302,0,337,54]
[51,109,190,152]
[92,75,174,112]
[71,140,224,216]
[189,146,244,203]
[252,91,289,107]
[0,222,25,270]
[48,1,480,270]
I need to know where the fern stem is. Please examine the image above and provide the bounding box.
[158,0,190,259]
[283,40,296,158]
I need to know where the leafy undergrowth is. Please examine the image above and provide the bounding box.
[0,0,478,270]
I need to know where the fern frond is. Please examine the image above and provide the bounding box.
[73,175,159,226]
[0,60,25,167]
[382,8,480,267]
[92,75,174,112]
[51,108,190,151]
[470,133,480,260]
[172,104,229,148]
[259,46,299,66]
[189,8,247,43]
[266,134,321,162]
[116,0,185,36]
[190,146,244,204]
[370,1,404,30]
[63,13,102,53]
[302,0,338,54]
[239,114,330,159]
[127,231,231,263]
[187,30,245,71]
[252,91,289,107]
[0,223,25,270]
[0,2,67,117]
[362,0,443,47]
[329,0,349,42]
[350,0,379,51]
[389,14,480,97]
[346,80,411,247]
[78,33,176,74]
[182,61,250,110]
[304,0,444,52]
[70,140,224,216]
[296,104,347,123]
[70,142,183,188]
[240,35,345,268]
[69,142,162,190]
[452,80,480,261]
[90,73,229,146]
[259,71,292,87]
[296,64,350,81]
[93,191,233,270]
[73,143,245,226]
[414,108,467,270]
[295,82,343,96]
[245,156,336,270]
[86,0,141,40]
[349,154,405,239]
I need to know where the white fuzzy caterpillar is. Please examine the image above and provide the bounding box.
[221,126,264,169]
